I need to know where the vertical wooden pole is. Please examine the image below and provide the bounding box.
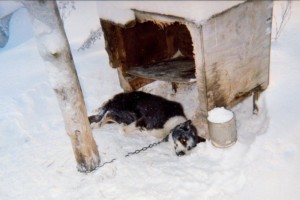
[22,0,100,172]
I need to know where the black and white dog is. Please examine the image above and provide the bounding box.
[89,91,206,156]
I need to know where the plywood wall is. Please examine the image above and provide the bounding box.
[202,1,273,110]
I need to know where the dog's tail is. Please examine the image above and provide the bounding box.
[88,102,109,122]
[88,99,111,124]
[88,107,117,129]
[88,114,103,124]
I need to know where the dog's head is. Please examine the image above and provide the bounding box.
[169,120,206,156]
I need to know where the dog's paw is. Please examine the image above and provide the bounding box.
[122,126,135,134]
[121,123,138,134]
[121,126,130,134]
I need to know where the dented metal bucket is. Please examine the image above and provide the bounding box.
[208,108,237,148]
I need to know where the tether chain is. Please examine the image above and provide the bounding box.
[98,137,167,169]
[125,138,166,157]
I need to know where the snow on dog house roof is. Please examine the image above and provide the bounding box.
[97,1,273,138]
[97,1,245,26]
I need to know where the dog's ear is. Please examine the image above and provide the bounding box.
[88,115,101,124]
[186,120,192,126]
[196,136,206,143]
[183,120,192,130]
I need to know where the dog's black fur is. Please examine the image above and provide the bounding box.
[89,91,185,129]
[89,91,206,156]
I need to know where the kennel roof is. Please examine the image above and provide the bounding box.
[97,1,245,25]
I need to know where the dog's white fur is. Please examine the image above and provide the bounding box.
[122,116,187,138]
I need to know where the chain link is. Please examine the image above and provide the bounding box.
[98,158,117,168]
[97,137,167,169]
[125,139,165,157]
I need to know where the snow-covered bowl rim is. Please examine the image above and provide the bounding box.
[207,107,234,124]
[207,107,237,148]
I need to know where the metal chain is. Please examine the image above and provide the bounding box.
[97,137,167,169]
[98,158,117,168]
[124,139,166,157]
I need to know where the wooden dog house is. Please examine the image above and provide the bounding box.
[99,1,273,137]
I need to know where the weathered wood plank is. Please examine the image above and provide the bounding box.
[100,19,128,69]
[126,58,195,83]
[186,23,209,138]
[202,1,273,110]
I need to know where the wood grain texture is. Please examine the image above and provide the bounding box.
[126,58,195,83]
[186,23,209,138]
[202,1,273,110]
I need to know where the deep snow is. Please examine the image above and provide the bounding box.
[1,1,300,200]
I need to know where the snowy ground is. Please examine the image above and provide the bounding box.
[1,1,300,200]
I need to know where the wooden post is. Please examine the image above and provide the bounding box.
[22,0,100,172]
[186,23,209,139]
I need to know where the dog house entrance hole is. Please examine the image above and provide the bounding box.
[101,18,196,90]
